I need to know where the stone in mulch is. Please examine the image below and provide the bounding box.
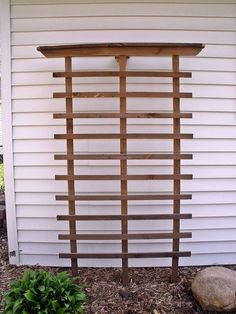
[192,266,236,312]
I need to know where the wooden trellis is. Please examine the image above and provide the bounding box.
[37,43,204,285]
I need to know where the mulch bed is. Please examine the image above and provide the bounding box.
[0,228,234,313]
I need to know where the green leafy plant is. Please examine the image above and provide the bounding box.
[0,163,5,193]
[3,270,86,314]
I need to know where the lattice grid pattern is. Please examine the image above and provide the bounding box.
[38,43,204,285]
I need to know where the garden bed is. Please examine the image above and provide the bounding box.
[0,229,233,313]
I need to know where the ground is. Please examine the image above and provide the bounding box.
[0,229,234,314]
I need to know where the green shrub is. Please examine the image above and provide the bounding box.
[3,270,86,314]
[0,163,4,193]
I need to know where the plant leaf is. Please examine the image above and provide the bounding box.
[13,298,23,312]
[3,270,86,314]
[38,285,45,292]
[24,290,35,302]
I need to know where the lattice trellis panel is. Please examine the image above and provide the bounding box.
[37,43,204,285]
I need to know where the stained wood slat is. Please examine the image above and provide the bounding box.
[55,174,193,181]
[64,57,78,275]
[119,55,129,285]
[59,232,192,240]
[172,55,181,281]
[53,71,192,78]
[39,45,202,58]
[53,92,192,98]
[54,153,193,160]
[56,194,192,201]
[54,133,193,140]
[57,214,192,221]
[53,112,192,119]
[59,251,192,259]
[37,42,204,58]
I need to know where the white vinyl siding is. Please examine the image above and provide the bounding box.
[1,0,19,265]
[9,0,236,267]
[0,105,2,152]
[0,28,2,150]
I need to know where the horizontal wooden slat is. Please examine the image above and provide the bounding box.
[53,112,192,119]
[53,92,192,98]
[53,71,192,78]
[55,194,192,201]
[37,43,204,58]
[55,174,193,181]
[58,232,192,240]
[54,133,193,140]
[39,46,204,59]
[57,213,192,221]
[59,251,191,259]
[54,153,193,160]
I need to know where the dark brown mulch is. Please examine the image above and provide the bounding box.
[0,228,235,314]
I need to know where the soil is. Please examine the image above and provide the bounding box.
[0,228,235,314]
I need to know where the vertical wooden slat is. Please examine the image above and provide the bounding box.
[65,57,78,275]
[172,55,181,281]
[119,55,128,286]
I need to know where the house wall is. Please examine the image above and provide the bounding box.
[0,105,2,155]
[9,0,236,266]
[0,27,2,152]
[1,0,19,265]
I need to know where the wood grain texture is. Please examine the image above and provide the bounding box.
[54,153,193,160]
[59,251,192,259]
[55,194,192,201]
[53,112,192,119]
[55,174,193,181]
[54,133,193,140]
[53,71,192,78]
[58,232,192,240]
[119,56,128,285]
[64,57,78,275]
[53,91,192,98]
[37,42,204,58]
[172,55,181,281]
[57,214,192,221]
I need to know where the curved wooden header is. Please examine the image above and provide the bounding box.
[37,42,204,58]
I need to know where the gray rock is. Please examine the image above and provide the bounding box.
[192,266,236,312]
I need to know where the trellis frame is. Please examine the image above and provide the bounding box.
[37,43,204,285]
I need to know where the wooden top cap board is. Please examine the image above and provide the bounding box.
[37,42,204,57]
